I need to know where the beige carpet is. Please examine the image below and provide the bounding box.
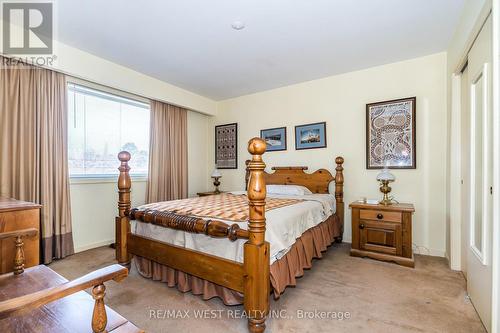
[49,243,485,333]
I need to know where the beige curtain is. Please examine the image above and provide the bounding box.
[146,100,188,203]
[0,57,74,263]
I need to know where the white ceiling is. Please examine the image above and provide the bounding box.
[57,0,465,100]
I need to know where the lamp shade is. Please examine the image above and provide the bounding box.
[376,169,395,182]
[211,168,222,178]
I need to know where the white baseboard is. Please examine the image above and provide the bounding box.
[74,239,114,253]
[412,247,446,257]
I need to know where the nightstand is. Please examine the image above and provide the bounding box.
[197,191,225,197]
[349,201,415,267]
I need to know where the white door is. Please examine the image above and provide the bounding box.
[460,65,469,278]
[465,15,493,332]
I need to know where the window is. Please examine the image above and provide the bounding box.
[67,83,150,177]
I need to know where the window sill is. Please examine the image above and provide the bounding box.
[69,176,148,185]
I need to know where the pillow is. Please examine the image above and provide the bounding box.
[266,185,313,196]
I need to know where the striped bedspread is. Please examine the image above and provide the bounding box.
[138,193,302,222]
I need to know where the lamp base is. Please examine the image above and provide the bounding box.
[379,198,393,206]
[212,177,221,194]
[379,180,393,205]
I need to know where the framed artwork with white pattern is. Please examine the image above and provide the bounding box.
[215,123,238,169]
[366,97,416,169]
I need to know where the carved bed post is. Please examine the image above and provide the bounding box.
[335,156,345,242]
[245,159,251,190]
[116,151,132,266]
[244,138,269,333]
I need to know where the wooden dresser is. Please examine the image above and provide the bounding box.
[0,197,41,273]
[349,201,415,267]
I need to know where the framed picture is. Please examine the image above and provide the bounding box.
[260,127,287,152]
[366,97,416,169]
[215,123,237,169]
[295,122,327,150]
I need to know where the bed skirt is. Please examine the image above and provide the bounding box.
[134,214,341,305]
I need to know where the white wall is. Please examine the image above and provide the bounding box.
[51,41,217,115]
[12,34,220,252]
[1,23,218,252]
[213,53,448,256]
[70,179,147,252]
[0,17,217,115]
[188,111,211,196]
[71,110,210,252]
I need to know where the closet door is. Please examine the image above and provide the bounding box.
[466,15,493,332]
[460,66,469,278]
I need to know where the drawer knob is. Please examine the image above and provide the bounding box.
[359,224,365,229]
[377,213,383,219]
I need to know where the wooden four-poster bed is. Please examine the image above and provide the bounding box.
[115,137,344,333]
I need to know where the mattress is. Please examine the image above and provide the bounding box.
[130,191,336,264]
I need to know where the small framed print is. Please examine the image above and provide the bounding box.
[295,122,327,150]
[260,127,287,152]
[215,123,237,169]
[366,97,416,169]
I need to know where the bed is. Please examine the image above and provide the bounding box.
[115,137,344,333]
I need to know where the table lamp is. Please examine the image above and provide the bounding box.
[211,168,222,193]
[376,168,395,205]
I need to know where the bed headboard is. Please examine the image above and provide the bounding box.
[245,154,345,241]
[245,157,344,195]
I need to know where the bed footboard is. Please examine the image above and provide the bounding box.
[129,209,249,241]
[116,138,270,333]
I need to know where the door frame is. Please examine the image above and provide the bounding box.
[449,3,493,272]
[449,1,499,331]
[491,1,499,332]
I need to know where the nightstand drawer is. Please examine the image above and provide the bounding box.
[360,209,402,223]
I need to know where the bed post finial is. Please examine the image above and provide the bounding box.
[334,156,345,243]
[246,138,266,242]
[335,156,344,202]
[118,151,131,218]
[116,151,131,266]
[244,138,269,333]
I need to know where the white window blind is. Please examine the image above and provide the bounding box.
[67,83,150,177]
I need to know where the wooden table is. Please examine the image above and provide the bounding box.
[0,197,41,273]
[0,265,142,332]
[349,201,415,267]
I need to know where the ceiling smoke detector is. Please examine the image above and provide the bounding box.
[231,20,245,30]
